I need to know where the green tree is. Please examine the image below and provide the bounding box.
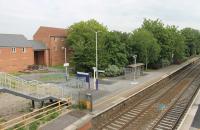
[165,25,186,63]
[142,19,186,64]
[128,29,161,69]
[181,28,200,56]
[66,19,108,71]
[141,19,169,62]
[104,31,128,67]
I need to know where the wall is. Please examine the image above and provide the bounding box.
[49,37,68,66]
[33,27,72,66]
[0,47,34,72]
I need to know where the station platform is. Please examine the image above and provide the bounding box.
[93,57,200,113]
[179,88,200,130]
[63,57,200,130]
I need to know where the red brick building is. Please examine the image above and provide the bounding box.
[0,34,34,72]
[33,26,71,66]
[0,26,71,72]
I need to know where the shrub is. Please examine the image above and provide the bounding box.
[104,65,123,77]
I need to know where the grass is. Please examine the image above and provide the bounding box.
[39,74,65,81]
[0,117,6,123]
[7,110,61,130]
[51,65,65,71]
[10,72,25,76]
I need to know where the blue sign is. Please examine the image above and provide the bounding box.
[77,72,90,88]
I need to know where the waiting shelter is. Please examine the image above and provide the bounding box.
[124,63,145,79]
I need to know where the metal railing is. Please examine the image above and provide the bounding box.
[0,98,72,130]
[0,72,66,99]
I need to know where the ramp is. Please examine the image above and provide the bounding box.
[0,72,69,102]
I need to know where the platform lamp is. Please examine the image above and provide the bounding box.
[62,47,69,81]
[131,55,138,85]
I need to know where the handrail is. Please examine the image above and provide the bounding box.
[0,97,72,130]
[0,72,65,99]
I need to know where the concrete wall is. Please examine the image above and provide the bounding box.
[0,47,34,72]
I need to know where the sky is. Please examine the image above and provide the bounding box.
[0,0,200,39]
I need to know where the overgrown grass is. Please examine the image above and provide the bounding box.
[10,72,25,76]
[0,116,6,123]
[39,74,65,81]
[7,110,60,130]
[51,65,65,71]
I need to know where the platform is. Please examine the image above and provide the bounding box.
[62,57,200,130]
[179,88,200,130]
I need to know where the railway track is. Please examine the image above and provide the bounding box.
[97,62,200,130]
[152,73,200,130]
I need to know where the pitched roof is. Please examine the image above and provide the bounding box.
[0,34,32,47]
[34,26,67,37]
[29,40,47,50]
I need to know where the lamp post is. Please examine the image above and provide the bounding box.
[95,31,101,90]
[133,55,137,81]
[92,67,97,90]
[131,55,138,85]
[62,47,69,81]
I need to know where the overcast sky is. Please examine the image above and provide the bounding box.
[0,0,200,39]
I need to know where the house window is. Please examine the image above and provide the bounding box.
[11,48,16,53]
[22,48,26,53]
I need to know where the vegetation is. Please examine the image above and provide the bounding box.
[39,73,65,81]
[128,29,160,69]
[104,65,123,77]
[66,19,200,76]
[7,110,60,130]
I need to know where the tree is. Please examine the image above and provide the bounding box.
[128,29,161,69]
[141,19,169,62]
[165,25,185,63]
[141,19,186,64]
[104,31,128,67]
[67,19,108,72]
[181,28,200,56]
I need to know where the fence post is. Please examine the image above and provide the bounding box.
[58,101,61,110]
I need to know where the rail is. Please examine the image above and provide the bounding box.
[0,72,65,99]
[92,57,200,129]
[0,97,72,130]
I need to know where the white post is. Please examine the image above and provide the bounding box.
[133,55,137,81]
[64,48,67,63]
[93,68,96,90]
[131,55,138,85]
[95,32,98,84]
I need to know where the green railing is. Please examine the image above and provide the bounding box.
[0,72,64,99]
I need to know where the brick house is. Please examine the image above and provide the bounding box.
[33,26,71,66]
[0,26,71,72]
[0,34,34,72]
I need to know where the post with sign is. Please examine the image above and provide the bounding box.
[93,67,105,90]
[93,67,97,90]
[64,63,69,81]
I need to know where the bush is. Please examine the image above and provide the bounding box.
[104,65,123,77]
[29,121,40,130]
